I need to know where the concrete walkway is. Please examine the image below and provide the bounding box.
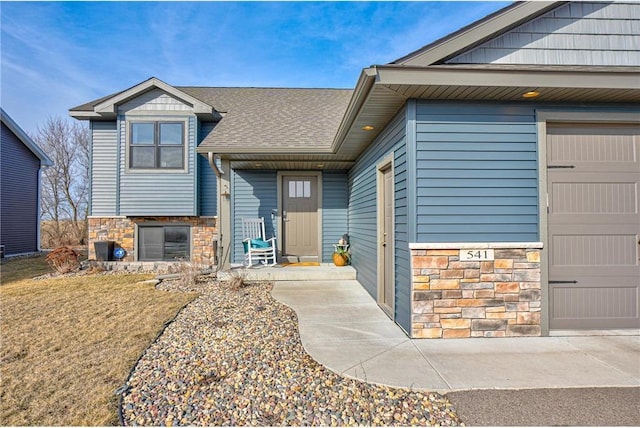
[271,280,640,393]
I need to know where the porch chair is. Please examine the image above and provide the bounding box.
[241,217,277,267]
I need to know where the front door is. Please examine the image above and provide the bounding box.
[282,175,318,261]
[547,123,640,329]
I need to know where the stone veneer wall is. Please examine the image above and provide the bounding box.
[88,216,217,266]
[410,243,543,339]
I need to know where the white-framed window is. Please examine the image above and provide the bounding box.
[129,121,184,169]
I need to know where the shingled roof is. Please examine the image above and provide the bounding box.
[70,84,353,154]
[179,87,353,153]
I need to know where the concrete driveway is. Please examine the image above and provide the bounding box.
[271,280,640,393]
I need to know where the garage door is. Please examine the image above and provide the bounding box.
[547,123,640,330]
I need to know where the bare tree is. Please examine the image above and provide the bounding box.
[33,117,90,247]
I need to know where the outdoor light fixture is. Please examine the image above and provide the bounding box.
[316,164,325,168]
[522,91,540,98]
[361,125,375,131]
[255,163,263,167]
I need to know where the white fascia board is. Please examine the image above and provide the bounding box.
[375,66,640,90]
[93,77,214,115]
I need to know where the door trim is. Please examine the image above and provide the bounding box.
[276,171,323,261]
[377,153,395,318]
[536,110,640,335]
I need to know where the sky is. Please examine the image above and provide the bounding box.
[1,1,510,135]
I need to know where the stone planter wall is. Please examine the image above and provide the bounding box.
[88,216,217,266]
[410,243,543,339]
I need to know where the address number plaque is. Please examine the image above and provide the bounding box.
[459,249,495,261]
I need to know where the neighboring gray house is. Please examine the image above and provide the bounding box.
[1,108,53,257]
[70,1,639,338]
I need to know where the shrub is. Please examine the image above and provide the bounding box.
[175,259,202,288]
[45,246,81,274]
[226,270,247,291]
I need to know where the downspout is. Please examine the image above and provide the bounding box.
[207,152,225,270]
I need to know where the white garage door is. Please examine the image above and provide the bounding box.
[547,123,640,330]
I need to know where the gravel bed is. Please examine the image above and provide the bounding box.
[121,279,462,426]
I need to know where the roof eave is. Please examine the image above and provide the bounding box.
[73,77,217,121]
[68,110,113,120]
[332,66,640,161]
[375,65,640,90]
[329,67,378,153]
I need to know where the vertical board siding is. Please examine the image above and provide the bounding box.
[198,122,218,216]
[0,123,40,255]
[90,121,118,216]
[448,2,640,66]
[232,170,278,263]
[322,171,349,262]
[349,107,410,332]
[118,115,197,215]
[416,102,538,242]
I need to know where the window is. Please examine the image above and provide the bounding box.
[129,121,184,169]
[288,180,311,198]
[138,225,190,261]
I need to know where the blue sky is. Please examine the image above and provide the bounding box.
[1,1,510,135]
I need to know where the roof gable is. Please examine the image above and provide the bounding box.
[0,108,53,166]
[70,77,216,120]
[393,1,561,66]
[447,1,640,66]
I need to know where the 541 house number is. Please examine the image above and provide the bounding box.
[459,249,495,261]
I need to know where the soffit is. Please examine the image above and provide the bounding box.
[334,65,640,160]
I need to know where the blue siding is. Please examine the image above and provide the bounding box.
[119,116,197,216]
[322,171,349,262]
[1,123,41,255]
[393,138,411,333]
[415,102,538,242]
[232,170,277,263]
[197,122,218,216]
[89,121,118,216]
[349,106,411,333]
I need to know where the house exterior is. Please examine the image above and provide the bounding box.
[1,108,53,257]
[70,1,639,338]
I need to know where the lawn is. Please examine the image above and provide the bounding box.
[0,260,198,426]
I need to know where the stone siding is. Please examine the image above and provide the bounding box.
[88,216,217,266]
[410,243,543,339]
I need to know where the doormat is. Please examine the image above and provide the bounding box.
[279,262,320,267]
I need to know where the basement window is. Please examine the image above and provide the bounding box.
[138,225,190,261]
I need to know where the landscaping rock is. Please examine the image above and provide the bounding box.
[121,280,462,426]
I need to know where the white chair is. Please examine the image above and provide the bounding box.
[242,217,277,267]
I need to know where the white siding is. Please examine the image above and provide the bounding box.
[448,2,640,66]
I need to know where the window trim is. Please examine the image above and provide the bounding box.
[126,118,188,172]
[136,224,191,261]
